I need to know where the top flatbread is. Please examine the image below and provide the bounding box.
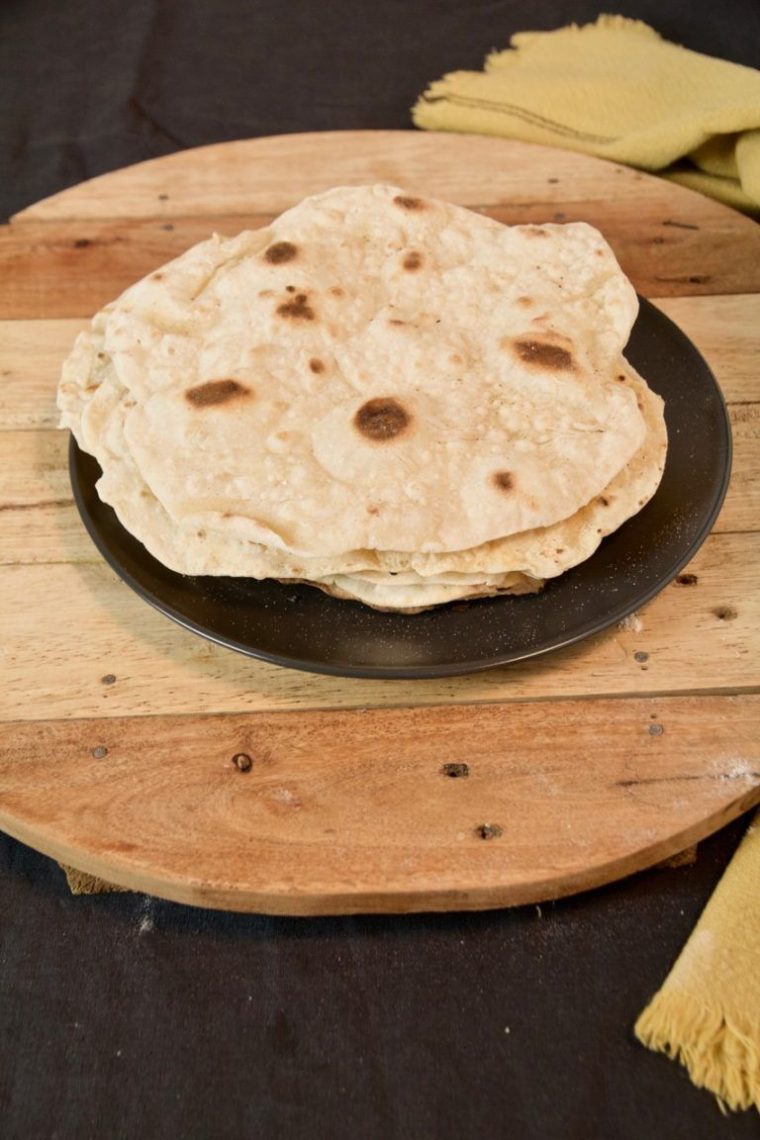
[59,184,644,559]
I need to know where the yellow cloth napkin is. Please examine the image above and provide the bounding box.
[412,15,760,214]
[60,863,127,895]
[635,810,760,1114]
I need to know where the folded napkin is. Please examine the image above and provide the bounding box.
[636,810,760,1114]
[413,15,760,214]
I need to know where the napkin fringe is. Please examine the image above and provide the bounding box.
[635,991,760,1113]
[60,862,125,895]
[506,13,664,51]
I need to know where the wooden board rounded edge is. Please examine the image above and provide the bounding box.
[1,699,759,914]
[12,129,759,240]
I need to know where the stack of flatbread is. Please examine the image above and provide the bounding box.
[58,184,667,612]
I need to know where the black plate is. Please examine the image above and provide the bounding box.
[70,299,731,680]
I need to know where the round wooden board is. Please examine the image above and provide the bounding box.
[1,131,759,913]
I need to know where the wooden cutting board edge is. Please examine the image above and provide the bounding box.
[1,695,759,914]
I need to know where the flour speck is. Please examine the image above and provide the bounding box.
[138,896,155,934]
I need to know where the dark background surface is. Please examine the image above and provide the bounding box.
[1,2,758,1137]
[3,0,760,222]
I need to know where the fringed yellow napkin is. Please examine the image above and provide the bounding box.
[412,14,760,214]
[60,863,127,895]
[636,811,760,1114]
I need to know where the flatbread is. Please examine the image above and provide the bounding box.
[60,184,643,560]
[58,184,666,611]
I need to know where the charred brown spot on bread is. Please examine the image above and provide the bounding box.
[555,548,565,554]
[388,318,406,327]
[403,251,423,271]
[354,397,411,442]
[185,379,251,407]
[516,296,534,307]
[97,352,107,361]
[617,374,626,381]
[328,286,345,297]
[276,293,315,320]
[367,504,380,515]
[309,357,325,374]
[492,471,514,492]
[511,339,575,371]
[264,241,298,264]
[393,195,425,211]
[595,249,605,257]
[152,272,164,281]
[285,284,296,293]
[599,496,610,506]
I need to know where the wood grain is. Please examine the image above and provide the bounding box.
[653,295,760,405]
[0,696,758,913]
[1,132,758,912]
[5,133,760,319]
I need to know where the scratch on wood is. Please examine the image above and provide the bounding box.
[662,219,700,231]
[617,770,760,788]
[0,499,72,512]
[653,274,711,285]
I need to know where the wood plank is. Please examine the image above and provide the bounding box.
[1,404,755,566]
[721,404,760,532]
[11,130,757,229]
[0,696,758,913]
[0,533,756,723]
[0,216,246,321]
[0,429,71,511]
[485,200,760,299]
[0,319,86,428]
[3,198,759,319]
[2,298,758,434]
[653,295,760,403]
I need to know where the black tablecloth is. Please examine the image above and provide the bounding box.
[2,3,759,1136]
